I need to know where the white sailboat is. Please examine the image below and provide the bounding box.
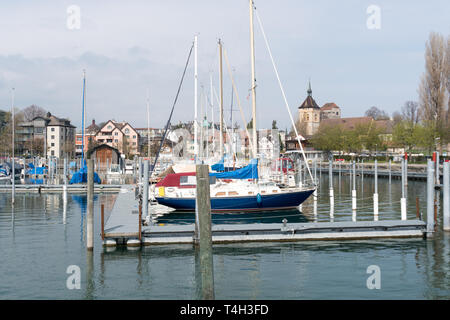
[154,1,316,213]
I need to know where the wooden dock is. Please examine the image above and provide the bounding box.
[103,186,140,240]
[0,184,123,193]
[101,186,426,246]
[140,220,426,245]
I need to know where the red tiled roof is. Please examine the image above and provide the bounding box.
[321,102,340,111]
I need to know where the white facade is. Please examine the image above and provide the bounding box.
[46,125,75,158]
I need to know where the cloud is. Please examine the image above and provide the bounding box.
[0,0,449,131]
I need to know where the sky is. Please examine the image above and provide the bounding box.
[0,0,448,131]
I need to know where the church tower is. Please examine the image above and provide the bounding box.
[297,81,321,136]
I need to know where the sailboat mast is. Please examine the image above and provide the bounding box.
[249,0,257,159]
[194,35,199,160]
[205,93,209,158]
[210,73,214,157]
[146,89,151,158]
[219,39,224,158]
[81,70,86,163]
[11,87,15,205]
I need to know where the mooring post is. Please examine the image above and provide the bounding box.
[405,158,408,186]
[436,151,440,185]
[143,160,149,223]
[63,158,68,188]
[443,161,449,231]
[427,159,435,237]
[314,158,317,185]
[138,203,142,242]
[374,159,378,220]
[415,197,420,219]
[349,162,352,194]
[101,203,105,241]
[329,156,334,219]
[138,157,143,195]
[400,158,407,220]
[352,160,357,211]
[388,159,391,184]
[87,159,94,250]
[313,159,318,213]
[11,156,15,205]
[319,158,322,181]
[361,159,364,183]
[195,164,215,299]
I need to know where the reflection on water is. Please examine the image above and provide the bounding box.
[0,174,449,299]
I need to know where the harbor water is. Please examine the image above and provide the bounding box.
[0,174,449,299]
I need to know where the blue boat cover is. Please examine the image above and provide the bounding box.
[210,159,258,180]
[26,166,47,175]
[69,159,101,184]
[211,157,225,172]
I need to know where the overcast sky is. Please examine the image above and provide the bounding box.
[0,0,448,131]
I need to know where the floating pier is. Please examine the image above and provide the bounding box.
[141,220,426,245]
[0,184,122,193]
[101,187,427,247]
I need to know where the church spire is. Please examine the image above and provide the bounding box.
[307,79,312,96]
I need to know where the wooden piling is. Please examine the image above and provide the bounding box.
[443,161,449,231]
[101,204,105,241]
[374,159,378,220]
[426,159,435,237]
[416,197,420,219]
[195,164,215,300]
[87,159,94,250]
[143,160,149,221]
[138,204,142,241]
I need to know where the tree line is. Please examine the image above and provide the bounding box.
[310,32,450,155]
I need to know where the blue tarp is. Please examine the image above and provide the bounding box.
[69,159,101,184]
[210,159,258,180]
[26,166,47,175]
[211,157,225,172]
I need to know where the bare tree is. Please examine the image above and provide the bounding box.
[401,101,420,125]
[20,105,47,122]
[392,111,403,125]
[364,106,390,120]
[418,32,447,146]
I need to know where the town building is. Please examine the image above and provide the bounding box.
[297,82,322,137]
[320,103,341,120]
[95,120,140,156]
[86,144,121,170]
[75,119,100,157]
[296,82,342,137]
[16,112,76,158]
[46,113,76,158]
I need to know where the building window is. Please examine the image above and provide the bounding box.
[51,143,55,147]
[51,151,54,156]
[133,135,136,139]
[124,128,129,134]
[306,114,310,121]
[51,135,55,139]
[114,132,118,136]
[133,142,136,145]
[107,125,112,129]
[51,128,55,132]
[114,139,118,143]
[77,137,82,142]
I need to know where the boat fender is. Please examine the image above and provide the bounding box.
[256,193,262,206]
